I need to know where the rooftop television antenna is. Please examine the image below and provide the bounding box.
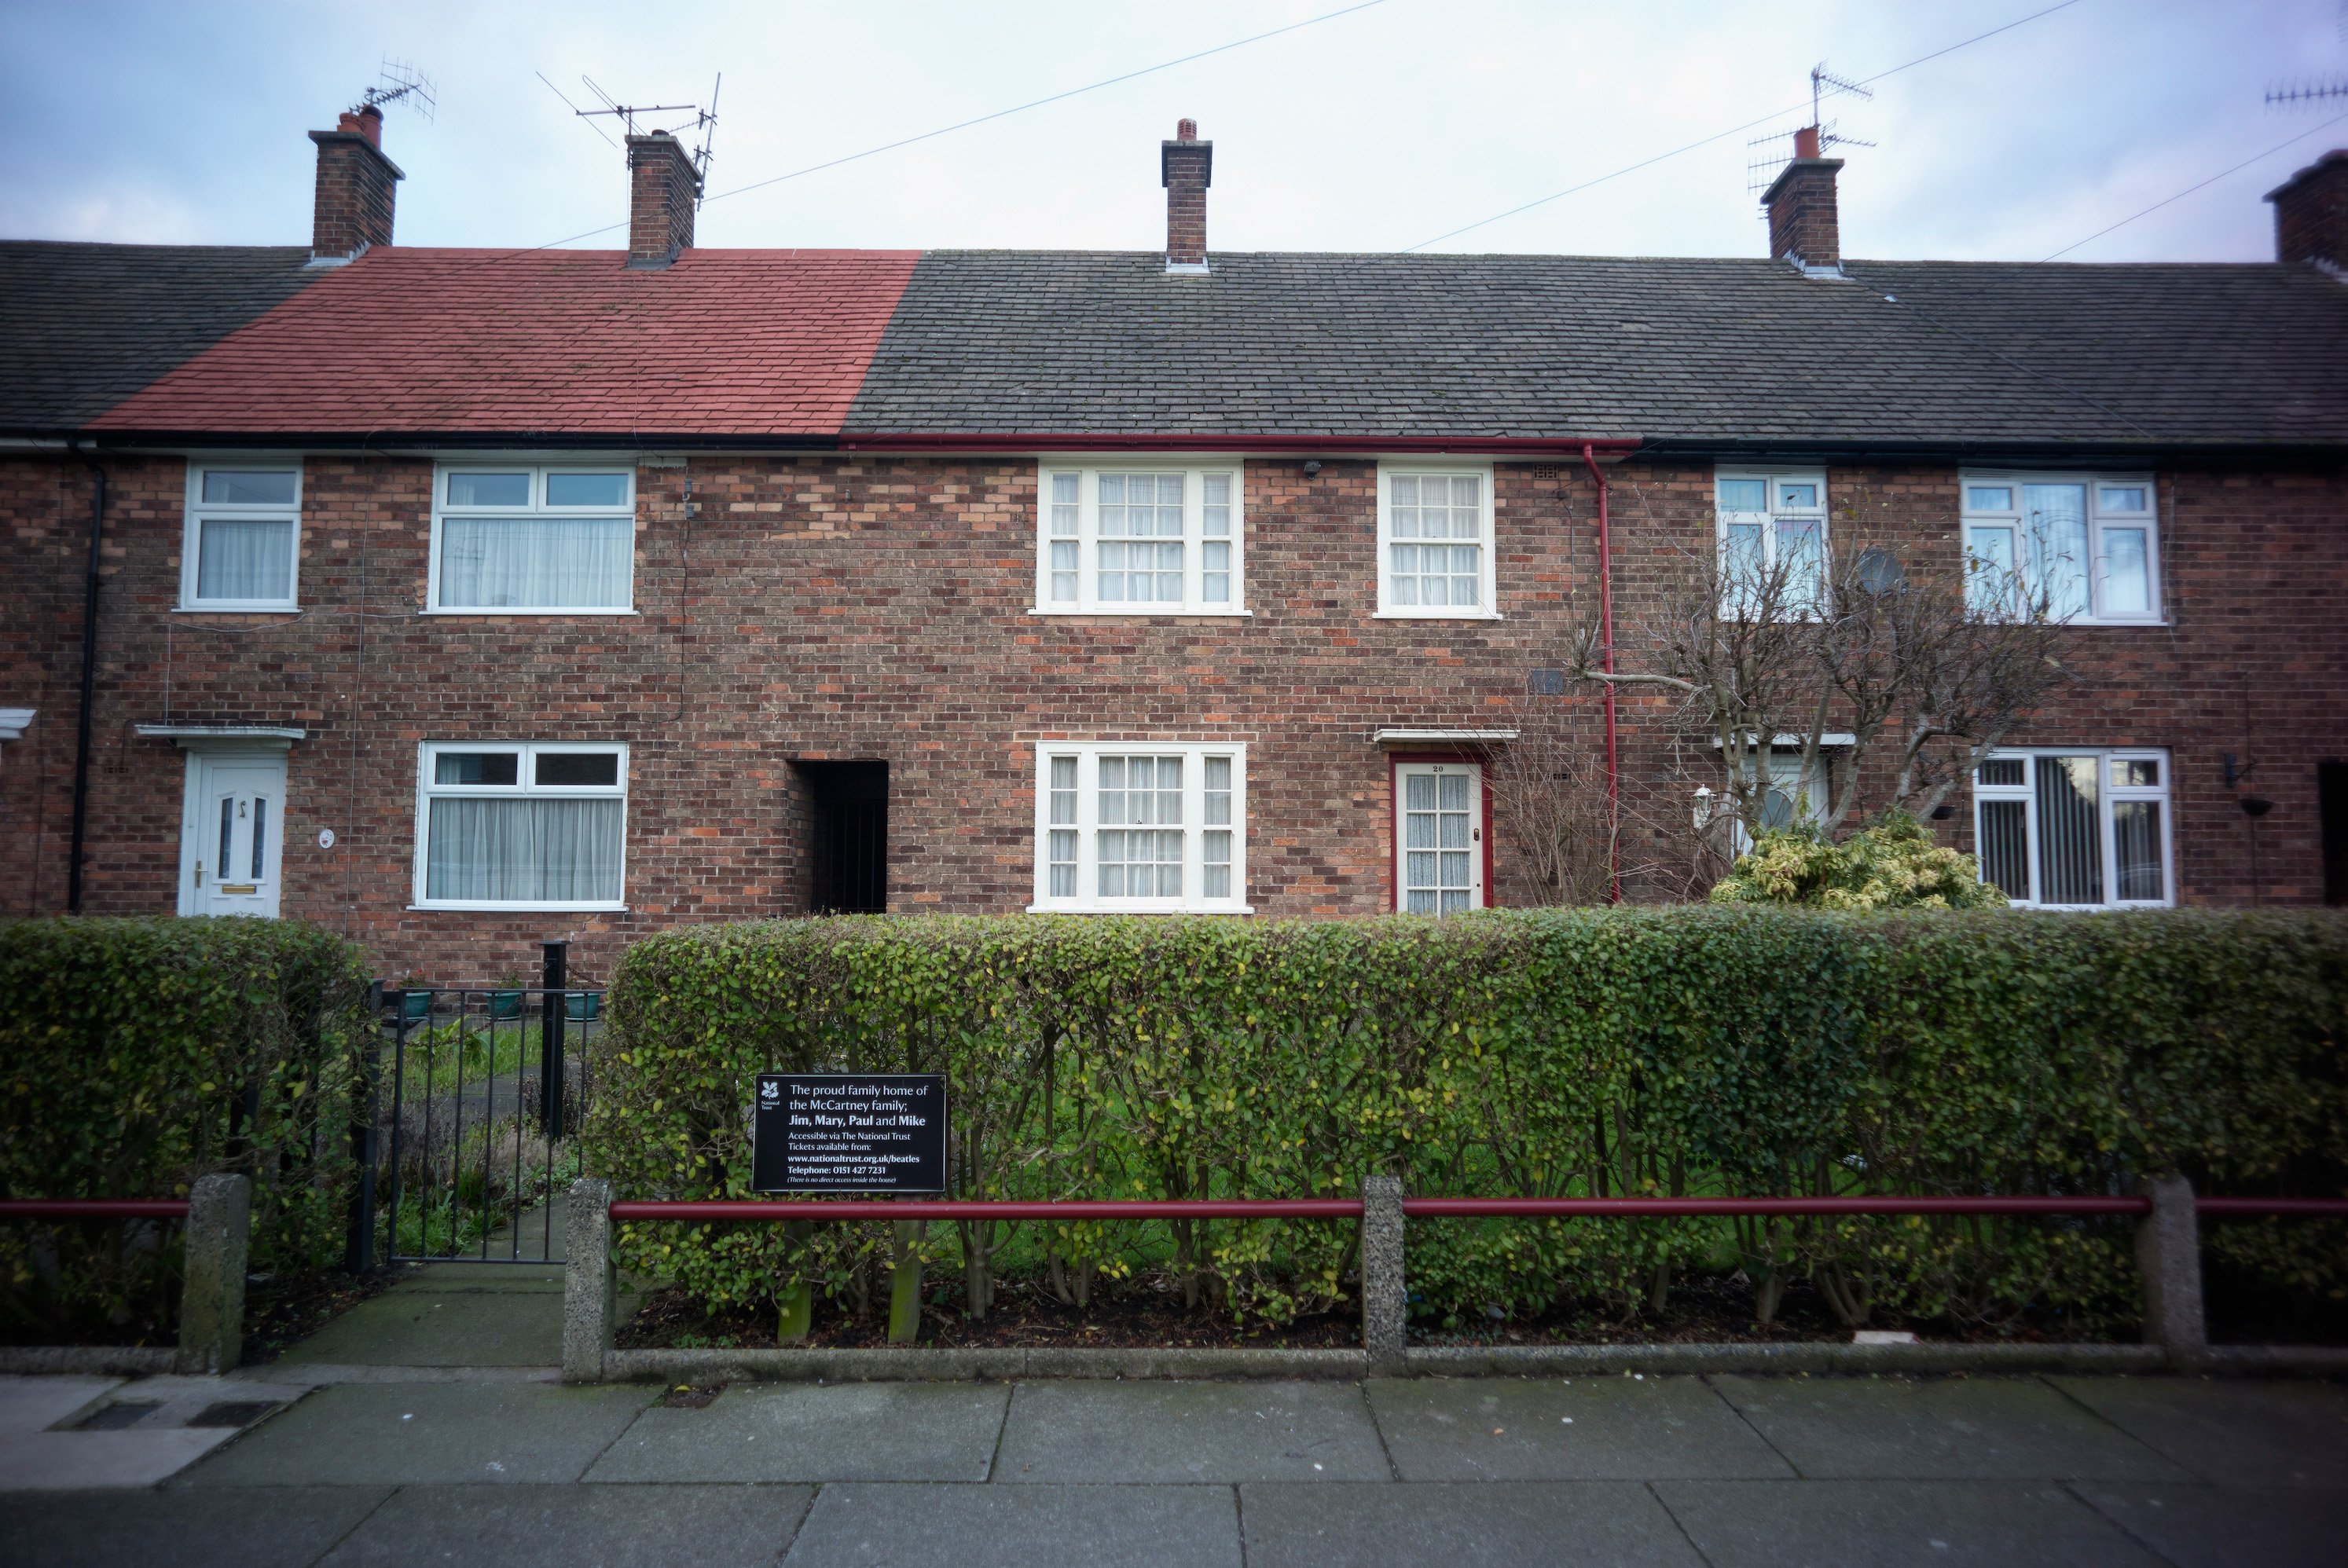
[1745,63,1875,196]
[2265,79,2348,108]
[357,58,435,122]
[572,75,722,200]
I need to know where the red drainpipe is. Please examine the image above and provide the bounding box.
[1580,442,1620,903]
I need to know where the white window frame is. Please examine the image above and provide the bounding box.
[1971,746,2174,909]
[411,741,630,911]
[179,461,303,612]
[1714,468,1829,617]
[1960,471,2162,626]
[1033,460,1246,616]
[1375,461,1499,620]
[427,461,639,616]
[1029,742,1250,914]
[1392,759,1488,915]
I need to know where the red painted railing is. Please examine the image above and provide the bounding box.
[607,1195,2348,1222]
[0,1200,192,1220]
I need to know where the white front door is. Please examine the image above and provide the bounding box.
[179,749,288,917]
[1395,760,1486,915]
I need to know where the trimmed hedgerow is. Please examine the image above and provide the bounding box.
[586,909,2348,1336]
[0,917,372,1341]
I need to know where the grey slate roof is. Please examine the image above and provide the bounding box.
[845,251,2348,452]
[0,242,321,433]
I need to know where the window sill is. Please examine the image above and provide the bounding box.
[1371,610,1503,621]
[421,608,640,617]
[1026,903,1256,916]
[1029,607,1254,618]
[408,903,629,914]
[174,605,302,615]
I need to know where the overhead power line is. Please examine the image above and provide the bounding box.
[1399,0,2086,252]
[2039,109,2348,261]
[495,0,1392,262]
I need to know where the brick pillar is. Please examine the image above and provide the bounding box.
[307,105,402,262]
[627,133,701,270]
[1161,118,1213,272]
[2266,150,2348,270]
[1763,127,1844,273]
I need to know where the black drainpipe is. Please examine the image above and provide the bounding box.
[68,449,105,914]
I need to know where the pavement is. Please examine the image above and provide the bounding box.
[3,1232,2345,1566]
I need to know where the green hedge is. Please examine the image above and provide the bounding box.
[587,910,2348,1335]
[0,917,372,1339]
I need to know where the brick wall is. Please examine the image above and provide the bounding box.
[3,449,2342,980]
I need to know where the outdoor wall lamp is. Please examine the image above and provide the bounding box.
[1302,460,1322,476]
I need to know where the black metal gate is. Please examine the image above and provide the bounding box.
[351,941,603,1266]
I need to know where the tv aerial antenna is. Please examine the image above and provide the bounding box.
[1745,64,1875,196]
[569,74,723,200]
[2265,79,2348,108]
[356,58,435,122]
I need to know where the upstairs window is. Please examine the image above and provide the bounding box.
[431,465,635,613]
[1031,742,1248,913]
[1378,465,1496,617]
[1036,464,1243,614]
[1962,475,2159,624]
[414,742,629,910]
[182,464,301,610]
[1972,748,2171,907]
[1715,471,1826,616]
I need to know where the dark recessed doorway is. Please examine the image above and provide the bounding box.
[799,760,888,914]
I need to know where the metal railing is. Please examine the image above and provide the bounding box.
[361,942,604,1267]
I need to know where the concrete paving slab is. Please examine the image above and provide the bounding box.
[0,1485,392,1568]
[1242,1480,1705,1566]
[0,1427,239,1489]
[318,1482,813,1567]
[1366,1374,1793,1482]
[1709,1375,2190,1481]
[1655,1478,2163,1567]
[996,1379,1390,1483]
[272,1286,563,1367]
[783,1482,1242,1567]
[0,1375,119,1436]
[2068,1482,2348,1568]
[2049,1375,2348,1486]
[588,1381,1011,1483]
[383,1266,565,1294]
[180,1379,653,1486]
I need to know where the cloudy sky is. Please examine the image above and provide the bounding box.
[3,0,2345,262]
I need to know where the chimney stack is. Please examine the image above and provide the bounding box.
[626,132,701,269]
[308,104,402,263]
[1762,126,1844,274]
[1161,118,1213,273]
[2266,150,2348,273]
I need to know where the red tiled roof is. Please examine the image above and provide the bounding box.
[90,247,920,438]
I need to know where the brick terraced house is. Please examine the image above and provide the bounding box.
[4,108,2346,981]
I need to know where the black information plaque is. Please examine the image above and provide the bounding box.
[751,1073,947,1193]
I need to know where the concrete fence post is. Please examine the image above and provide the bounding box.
[565,1177,615,1383]
[1361,1174,1406,1374]
[178,1172,251,1375]
[2137,1174,2207,1364]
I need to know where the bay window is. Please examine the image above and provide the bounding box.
[414,742,628,910]
[1031,742,1248,912]
[431,464,636,613]
[182,464,301,610]
[1035,463,1243,614]
[1972,747,2171,907]
[1962,474,2159,624]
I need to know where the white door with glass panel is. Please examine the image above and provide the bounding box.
[180,751,287,917]
[1396,762,1484,915]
